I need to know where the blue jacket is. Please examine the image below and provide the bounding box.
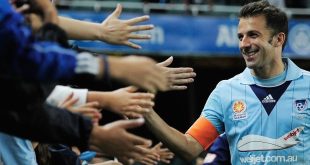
[0,1,93,151]
[0,0,77,81]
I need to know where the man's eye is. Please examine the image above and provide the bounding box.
[249,33,258,38]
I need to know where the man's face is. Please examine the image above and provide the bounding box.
[238,15,276,70]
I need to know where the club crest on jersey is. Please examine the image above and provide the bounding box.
[294,99,308,111]
[232,100,247,120]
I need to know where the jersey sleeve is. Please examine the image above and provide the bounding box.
[201,82,225,134]
[186,82,226,150]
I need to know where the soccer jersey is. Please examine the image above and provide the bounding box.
[0,133,37,165]
[198,58,310,164]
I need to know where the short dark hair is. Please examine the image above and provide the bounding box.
[36,23,70,48]
[239,0,288,49]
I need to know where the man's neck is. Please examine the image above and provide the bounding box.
[251,60,286,79]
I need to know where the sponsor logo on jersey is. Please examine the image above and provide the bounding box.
[284,127,302,141]
[262,94,276,103]
[237,126,304,151]
[232,100,247,120]
[240,155,298,164]
[294,99,308,111]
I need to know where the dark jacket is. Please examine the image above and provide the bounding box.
[0,77,93,151]
[0,1,93,150]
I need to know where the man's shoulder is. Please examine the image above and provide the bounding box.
[216,73,244,87]
[301,69,310,76]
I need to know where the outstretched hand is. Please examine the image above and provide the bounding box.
[157,56,196,91]
[59,93,102,125]
[89,118,152,160]
[100,4,154,49]
[151,142,174,164]
[134,144,160,165]
[124,142,174,165]
[107,86,155,118]
[110,55,169,93]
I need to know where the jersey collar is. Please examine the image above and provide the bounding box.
[240,58,303,85]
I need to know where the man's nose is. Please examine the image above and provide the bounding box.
[239,36,251,49]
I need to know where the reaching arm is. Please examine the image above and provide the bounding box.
[58,16,101,41]
[0,78,153,160]
[0,6,168,92]
[87,86,155,118]
[2,0,170,93]
[32,0,58,24]
[59,4,153,49]
[143,109,204,161]
[46,85,155,118]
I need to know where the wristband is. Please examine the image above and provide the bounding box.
[102,55,110,83]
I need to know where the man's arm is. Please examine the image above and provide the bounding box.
[46,85,154,118]
[0,79,152,160]
[59,4,153,49]
[0,100,152,160]
[33,0,58,24]
[87,86,155,118]
[143,109,204,161]
[0,1,169,92]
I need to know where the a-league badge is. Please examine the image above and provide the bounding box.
[232,100,247,120]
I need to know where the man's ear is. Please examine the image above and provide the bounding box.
[274,32,285,47]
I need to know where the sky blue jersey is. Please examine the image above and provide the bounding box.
[0,133,37,165]
[202,58,310,164]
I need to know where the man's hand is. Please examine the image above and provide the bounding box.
[89,118,152,159]
[109,55,169,93]
[151,142,174,164]
[99,4,153,49]
[59,93,102,125]
[106,86,155,118]
[157,56,196,90]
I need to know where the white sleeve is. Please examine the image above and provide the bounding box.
[46,85,88,107]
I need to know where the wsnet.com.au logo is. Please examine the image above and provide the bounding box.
[239,155,298,164]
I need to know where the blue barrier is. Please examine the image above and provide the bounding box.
[59,10,310,58]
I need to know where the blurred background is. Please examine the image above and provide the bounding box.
[55,0,310,163]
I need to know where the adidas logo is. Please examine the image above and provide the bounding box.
[262,94,276,103]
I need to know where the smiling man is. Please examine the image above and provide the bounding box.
[141,1,310,164]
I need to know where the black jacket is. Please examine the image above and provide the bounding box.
[0,76,93,151]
